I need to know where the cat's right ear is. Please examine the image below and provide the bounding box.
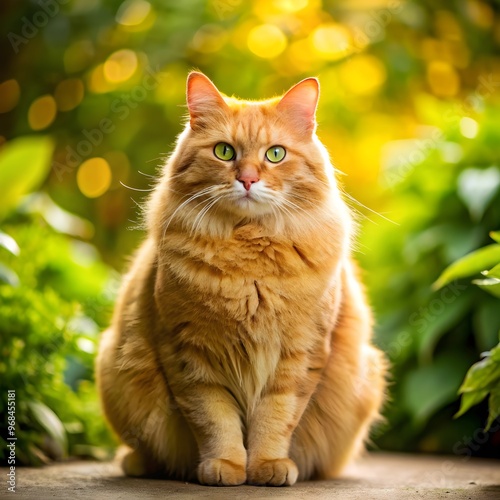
[277,77,319,135]
[187,72,228,129]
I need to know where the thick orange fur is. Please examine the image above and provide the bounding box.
[96,72,387,486]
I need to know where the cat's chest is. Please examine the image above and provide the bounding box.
[171,239,326,325]
[197,229,322,280]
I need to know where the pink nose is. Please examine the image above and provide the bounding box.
[237,170,260,191]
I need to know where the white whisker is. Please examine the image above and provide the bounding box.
[162,186,218,237]
[138,170,156,178]
[191,196,222,236]
[342,192,398,225]
[120,181,155,192]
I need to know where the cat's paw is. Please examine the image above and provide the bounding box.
[198,458,246,486]
[247,458,298,486]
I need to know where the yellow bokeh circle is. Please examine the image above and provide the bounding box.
[28,95,57,130]
[104,49,138,83]
[0,79,21,114]
[247,24,287,59]
[77,157,112,198]
[339,55,387,96]
[310,23,352,61]
[55,78,85,111]
[427,61,460,97]
[116,0,151,26]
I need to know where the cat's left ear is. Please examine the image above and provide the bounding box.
[187,72,228,130]
[277,78,319,134]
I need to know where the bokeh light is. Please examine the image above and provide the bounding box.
[273,0,309,13]
[0,79,20,113]
[191,25,228,54]
[310,23,353,61]
[247,24,288,59]
[466,0,494,28]
[426,60,460,97]
[55,79,85,111]
[460,117,479,138]
[116,0,151,25]
[103,49,138,83]
[88,64,116,93]
[28,95,57,130]
[77,157,112,198]
[64,40,95,74]
[339,55,386,96]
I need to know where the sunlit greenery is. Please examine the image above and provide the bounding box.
[1,0,499,463]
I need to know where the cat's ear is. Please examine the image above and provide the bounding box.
[187,72,228,129]
[277,78,319,134]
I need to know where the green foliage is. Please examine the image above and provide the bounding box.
[359,103,500,455]
[0,138,116,465]
[435,235,500,430]
[0,218,117,465]
[456,343,500,430]
[433,244,500,290]
[0,136,54,219]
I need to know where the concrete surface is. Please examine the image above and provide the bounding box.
[2,453,499,500]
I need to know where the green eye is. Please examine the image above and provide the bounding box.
[214,142,235,161]
[265,146,286,163]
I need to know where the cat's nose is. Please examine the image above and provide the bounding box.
[237,167,260,191]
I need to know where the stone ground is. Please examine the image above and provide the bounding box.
[2,453,499,500]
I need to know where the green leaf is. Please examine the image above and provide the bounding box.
[459,356,500,393]
[490,231,500,243]
[0,136,54,219]
[455,389,489,418]
[418,290,471,362]
[0,263,19,286]
[485,263,500,279]
[486,386,500,430]
[0,231,20,256]
[403,352,471,424]
[490,343,500,362]
[433,244,500,290]
[27,401,68,459]
[473,278,500,298]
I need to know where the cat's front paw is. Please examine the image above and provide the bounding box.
[198,458,246,486]
[247,458,298,486]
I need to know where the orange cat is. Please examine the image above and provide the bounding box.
[96,72,386,486]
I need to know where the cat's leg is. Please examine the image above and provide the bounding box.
[168,381,247,486]
[96,327,198,480]
[245,353,320,486]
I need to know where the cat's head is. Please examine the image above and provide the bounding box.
[155,72,343,238]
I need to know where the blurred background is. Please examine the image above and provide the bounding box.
[1,0,500,465]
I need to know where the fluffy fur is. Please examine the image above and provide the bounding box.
[96,72,387,487]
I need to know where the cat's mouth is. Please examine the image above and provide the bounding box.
[236,193,255,204]
[231,191,265,213]
[229,182,274,215]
